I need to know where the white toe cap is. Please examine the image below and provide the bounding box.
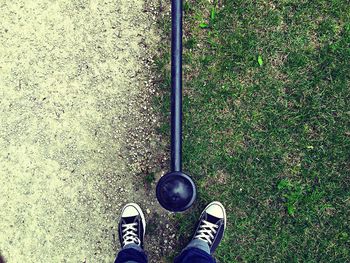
[205,201,225,219]
[122,204,139,217]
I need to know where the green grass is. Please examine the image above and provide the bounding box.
[155,0,350,262]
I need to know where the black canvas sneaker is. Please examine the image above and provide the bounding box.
[118,203,146,249]
[192,201,227,254]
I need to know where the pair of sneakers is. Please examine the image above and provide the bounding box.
[118,201,226,254]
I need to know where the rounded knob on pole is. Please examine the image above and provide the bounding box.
[156,172,196,212]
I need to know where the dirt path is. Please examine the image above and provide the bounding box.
[0,1,175,262]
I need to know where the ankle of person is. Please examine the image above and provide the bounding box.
[185,238,211,255]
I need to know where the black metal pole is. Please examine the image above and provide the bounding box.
[171,0,183,172]
[156,0,196,212]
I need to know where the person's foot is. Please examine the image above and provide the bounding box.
[192,201,226,254]
[118,203,146,249]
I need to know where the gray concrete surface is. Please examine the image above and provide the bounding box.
[0,0,175,262]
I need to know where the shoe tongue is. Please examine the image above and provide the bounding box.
[205,213,221,225]
[123,216,137,224]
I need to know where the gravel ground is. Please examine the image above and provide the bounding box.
[0,0,176,262]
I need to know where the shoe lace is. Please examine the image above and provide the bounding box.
[195,219,218,245]
[122,222,140,246]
